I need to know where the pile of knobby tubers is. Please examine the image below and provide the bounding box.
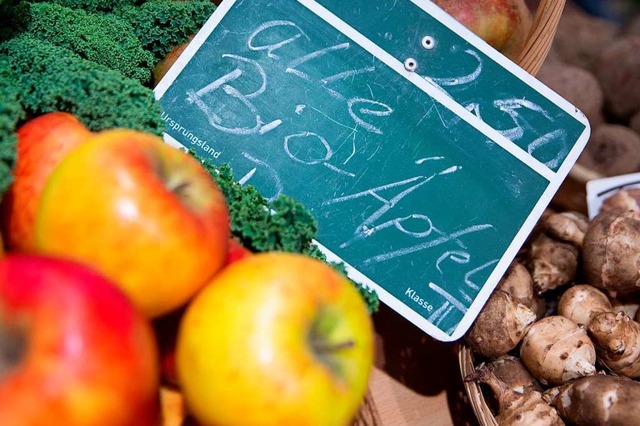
[464,189,640,425]
[536,1,640,176]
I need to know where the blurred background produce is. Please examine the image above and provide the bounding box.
[535,0,640,186]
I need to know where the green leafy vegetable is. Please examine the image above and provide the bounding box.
[10,2,154,83]
[1,35,165,135]
[0,56,24,193]
[28,0,138,13]
[113,0,216,61]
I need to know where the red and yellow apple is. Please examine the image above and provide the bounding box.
[433,0,533,60]
[1,112,92,252]
[34,129,230,318]
[176,252,374,426]
[0,254,159,426]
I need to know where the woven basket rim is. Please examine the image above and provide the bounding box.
[457,344,500,426]
[518,0,567,75]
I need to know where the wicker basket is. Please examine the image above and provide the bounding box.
[458,345,499,426]
[161,1,568,425]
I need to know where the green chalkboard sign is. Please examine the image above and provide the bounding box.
[155,0,590,341]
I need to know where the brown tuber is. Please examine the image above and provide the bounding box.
[464,355,541,412]
[600,188,640,214]
[551,3,619,71]
[497,261,544,318]
[611,296,640,320]
[543,211,589,248]
[583,209,640,297]
[465,355,563,426]
[528,234,579,294]
[536,62,605,128]
[631,110,640,136]
[594,36,640,120]
[519,316,596,385]
[557,284,612,326]
[497,391,564,426]
[588,311,640,378]
[465,290,537,358]
[545,375,640,425]
[577,124,640,177]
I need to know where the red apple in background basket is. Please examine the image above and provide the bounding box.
[0,254,159,426]
[1,112,92,252]
[432,0,533,60]
[34,129,230,318]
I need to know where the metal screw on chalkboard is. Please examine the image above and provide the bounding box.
[404,58,418,72]
[421,36,435,50]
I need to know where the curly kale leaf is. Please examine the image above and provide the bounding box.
[27,0,139,13]
[113,0,216,61]
[10,2,153,83]
[1,34,165,135]
[0,56,25,193]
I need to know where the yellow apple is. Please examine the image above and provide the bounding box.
[176,252,375,426]
[34,129,230,318]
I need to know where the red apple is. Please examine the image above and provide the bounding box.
[34,129,230,318]
[1,112,92,252]
[153,36,194,86]
[0,254,159,426]
[433,0,533,60]
[224,237,253,266]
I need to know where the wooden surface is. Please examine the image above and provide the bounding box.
[369,305,479,426]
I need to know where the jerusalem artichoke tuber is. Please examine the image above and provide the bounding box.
[497,262,544,318]
[557,284,612,326]
[520,316,596,385]
[528,234,579,293]
[497,391,565,426]
[465,355,563,426]
[464,355,541,413]
[583,209,640,297]
[577,124,640,177]
[611,296,640,320]
[465,290,537,359]
[543,211,589,248]
[588,311,640,378]
[545,375,640,425]
[600,188,640,214]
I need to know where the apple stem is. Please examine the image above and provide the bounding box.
[311,339,355,354]
[168,180,190,195]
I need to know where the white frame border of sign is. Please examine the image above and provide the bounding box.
[155,0,591,342]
